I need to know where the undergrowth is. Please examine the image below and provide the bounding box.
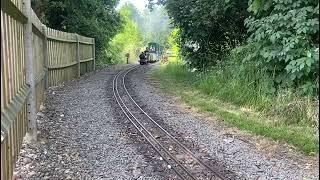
[151,55,319,154]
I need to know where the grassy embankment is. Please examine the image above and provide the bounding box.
[151,57,319,154]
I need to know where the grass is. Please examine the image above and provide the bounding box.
[150,58,319,155]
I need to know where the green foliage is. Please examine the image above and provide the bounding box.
[104,3,171,65]
[32,0,122,63]
[165,0,249,69]
[167,28,180,56]
[150,0,320,152]
[158,45,319,127]
[147,0,167,9]
[247,0,273,16]
[198,46,274,110]
[104,3,143,64]
[99,42,123,65]
[151,55,319,153]
[245,0,319,95]
[163,0,319,96]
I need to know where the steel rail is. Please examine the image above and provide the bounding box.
[122,66,228,180]
[115,67,198,179]
[113,66,196,180]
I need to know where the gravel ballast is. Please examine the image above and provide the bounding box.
[14,64,319,179]
[126,64,319,180]
[15,65,165,179]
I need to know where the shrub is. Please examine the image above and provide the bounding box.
[245,0,319,95]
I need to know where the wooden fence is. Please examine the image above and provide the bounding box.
[1,1,95,179]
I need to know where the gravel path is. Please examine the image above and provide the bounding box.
[126,64,319,180]
[15,65,165,179]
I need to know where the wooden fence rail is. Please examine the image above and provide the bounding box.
[1,1,95,179]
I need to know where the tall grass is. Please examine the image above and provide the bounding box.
[158,48,319,127]
[159,58,195,83]
[151,51,319,154]
[197,64,273,110]
[199,64,318,127]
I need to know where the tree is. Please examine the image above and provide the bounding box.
[167,28,180,56]
[164,0,249,70]
[105,3,144,64]
[31,0,122,62]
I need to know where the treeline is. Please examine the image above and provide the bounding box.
[105,3,171,64]
[151,0,319,96]
[104,3,143,64]
[31,0,122,62]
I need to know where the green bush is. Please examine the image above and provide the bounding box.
[245,0,319,95]
[97,44,125,66]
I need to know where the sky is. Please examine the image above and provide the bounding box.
[117,0,149,12]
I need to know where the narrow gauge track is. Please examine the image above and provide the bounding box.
[113,65,228,180]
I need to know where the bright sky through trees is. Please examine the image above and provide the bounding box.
[117,0,148,12]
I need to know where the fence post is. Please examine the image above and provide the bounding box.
[23,0,37,142]
[92,38,96,71]
[42,25,49,89]
[75,34,80,77]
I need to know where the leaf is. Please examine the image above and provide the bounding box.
[306,51,312,57]
[299,63,305,70]
[306,58,312,67]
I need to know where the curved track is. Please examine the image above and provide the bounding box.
[113,65,228,180]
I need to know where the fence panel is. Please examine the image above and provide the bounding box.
[1,2,95,179]
[46,27,78,86]
[1,2,28,179]
[79,37,94,75]
[9,0,24,12]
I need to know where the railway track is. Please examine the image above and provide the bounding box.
[113,65,229,180]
